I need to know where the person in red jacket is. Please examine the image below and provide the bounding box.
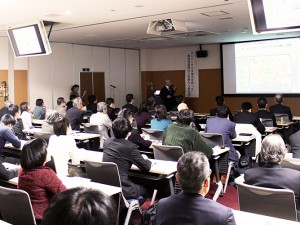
[18,139,66,222]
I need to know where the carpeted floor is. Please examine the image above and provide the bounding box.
[129,182,240,224]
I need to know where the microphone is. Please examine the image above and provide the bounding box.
[110,85,116,88]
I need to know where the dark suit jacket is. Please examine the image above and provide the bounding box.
[122,103,138,114]
[0,107,8,121]
[205,117,238,162]
[269,104,293,120]
[160,86,176,110]
[255,109,277,127]
[0,159,18,181]
[107,106,117,121]
[245,163,300,220]
[289,131,300,158]
[102,137,151,199]
[233,111,265,133]
[86,103,97,114]
[156,192,236,225]
[128,129,152,150]
[65,107,84,131]
[210,106,234,121]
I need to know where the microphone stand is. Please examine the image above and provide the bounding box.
[110,85,116,99]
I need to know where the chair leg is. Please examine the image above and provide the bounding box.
[223,161,234,193]
[213,181,223,201]
[124,201,140,225]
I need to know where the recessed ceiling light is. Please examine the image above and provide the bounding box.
[65,10,71,15]
[134,5,144,8]
[110,9,116,12]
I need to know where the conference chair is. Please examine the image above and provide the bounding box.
[141,128,164,141]
[274,113,290,122]
[0,186,36,225]
[84,161,148,225]
[33,131,52,143]
[281,157,300,171]
[235,175,298,221]
[152,144,183,161]
[82,123,106,149]
[200,133,232,193]
[260,118,274,127]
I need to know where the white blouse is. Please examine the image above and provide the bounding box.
[20,111,33,130]
[47,135,80,177]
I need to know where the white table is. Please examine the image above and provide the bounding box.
[233,210,299,225]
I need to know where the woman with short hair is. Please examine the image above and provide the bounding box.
[151,105,172,131]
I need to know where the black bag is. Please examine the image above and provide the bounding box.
[141,203,157,225]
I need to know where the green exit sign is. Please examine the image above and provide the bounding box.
[82,68,90,72]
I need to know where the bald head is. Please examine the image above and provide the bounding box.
[274,94,284,104]
[165,79,172,87]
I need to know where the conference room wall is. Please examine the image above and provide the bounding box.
[0,37,140,108]
[140,45,300,115]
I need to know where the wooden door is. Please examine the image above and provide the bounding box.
[0,70,8,107]
[80,72,93,106]
[93,72,105,102]
[14,70,28,106]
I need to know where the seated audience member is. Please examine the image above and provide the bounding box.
[55,97,67,117]
[103,118,151,199]
[18,139,67,221]
[43,187,116,225]
[151,105,172,131]
[41,110,60,134]
[133,101,153,132]
[269,94,293,121]
[66,95,77,111]
[233,102,265,133]
[255,97,277,127]
[289,131,300,158]
[86,95,97,114]
[163,109,213,158]
[245,134,300,220]
[0,100,12,120]
[90,102,112,142]
[210,96,233,121]
[33,98,46,120]
[105,97,117,121]
[205,106,238,162]
[66,97,84,131]
[122,93,138,114]
[48,117,80,176]
[155,152,236,225]
[0,114,21,156]
[7,104,26,140]
[118,108,152,150]
[147,96,156,115]
[20,102,34,130]
[177,102,188,112]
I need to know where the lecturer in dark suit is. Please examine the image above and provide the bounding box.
[255,97,277,127]
[245,134,300,220]
[206,106,238,162]
[269,94,293,120]
[103,118,151,199]
[160,79,176,111]
[156,151,236,225]
[233,102,265,133]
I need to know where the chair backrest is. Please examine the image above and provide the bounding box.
[281,158,300,171]
[260,118,273,127]
[84,161,121,188]
[274,113,289,122]
[200,133,224,147]
[82,123,101,134]
[141,128,164,141]
[152,144,183,161]
[33,131,52,143]
[235,123,262,157]
[0,186,36,225]
[235,176,298,221]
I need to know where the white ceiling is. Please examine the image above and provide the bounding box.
[0,0,299,49]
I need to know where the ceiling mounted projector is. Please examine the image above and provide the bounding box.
[147,19,188,35]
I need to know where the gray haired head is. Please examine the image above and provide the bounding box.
[73,97,83,107]
[97,102,107,112]
[4,100,12,108]
[46,110,60,124]
[260,134,286,164]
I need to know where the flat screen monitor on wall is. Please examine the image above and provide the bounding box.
[6,20,52,58]
[221,37,300,95]
[248,0,300,34]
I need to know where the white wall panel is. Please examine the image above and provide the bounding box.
[28,55,53,109]
[51,43,73,107]
[92,47,110,101]
[0,37,8,70]
[109,48,126,106]
[125,49,140,106]
[73,45,93,91]
[14,56,28,70]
